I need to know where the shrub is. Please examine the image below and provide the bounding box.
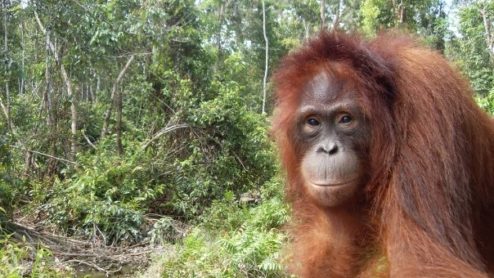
[161,176,289,277]
[476,90,494,115]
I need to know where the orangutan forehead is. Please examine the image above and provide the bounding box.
[303,71,346,104]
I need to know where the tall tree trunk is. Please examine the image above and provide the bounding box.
[19,21,25,95]
[480,5,494,59]
[392,0,406,25]
[43,30,56,175]
[23,150,33,177]
[332,0,342,29]
[261,0,269,115]
[100,55,134,140]
[62,63,77,160]
[88,83,94,102]
[214,0,226,72]
[217,1,225,53]
[115,83,123,155]
[44,31,53,128]
[35,11,78,161]
[2,0,11,131]
[320,0,326,29]
[95,75,100,102]
[303,19,310,39]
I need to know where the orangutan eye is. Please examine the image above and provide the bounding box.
[339,115,353,124]
[307,118,320,126]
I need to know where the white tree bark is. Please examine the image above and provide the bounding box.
[35,10,78,160]
[480,5,494,58]
[320,0,326,29]
[3,0,11,131]
[261,0,269,115]
[20,21,25,95]
[44,30,53,128]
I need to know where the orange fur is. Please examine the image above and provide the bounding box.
[272,31,494,277]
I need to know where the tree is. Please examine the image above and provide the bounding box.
[447,1,494,95]
[34,10,78,161]
[261,0,269,114]
[361,0,447,51]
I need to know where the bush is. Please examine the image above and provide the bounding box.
[0,130,14,220]
[160,176,289,277]
[32,76,277,244]
[0,236,69,277]
[41,140,166,243]
[476,90,494,115]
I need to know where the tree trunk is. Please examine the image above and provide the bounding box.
[23,151,33,177]
[43,30,57,174]
[115,84,123,155]
[261,0,269,115]
[35,11,78,161]
[217,1,225,53]
[3,0,11,131]
[480,6,494,58]
[44,31,53,128]
[332,0,342,29]
[320,0,326,29]
[303,19,310,39]
[100,55,134,140]
[94,72,100,103]
[392,0,406,25]
[62,64,78,160]
[88,83,94,102]
[214,0,226,72]
[19,21,25,95]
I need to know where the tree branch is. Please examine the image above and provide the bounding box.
[35,10,78,160]
[100,55,135,139]
[11,146,78,165]
[141,124,189,150]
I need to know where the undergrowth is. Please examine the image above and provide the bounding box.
[159,176,290,278]
[0,235,70,278]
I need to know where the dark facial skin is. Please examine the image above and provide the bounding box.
[295,72,370,207]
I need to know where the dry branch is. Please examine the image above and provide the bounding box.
[141,124,189,150]
[3,221,159,276]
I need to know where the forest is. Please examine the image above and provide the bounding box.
[0,0,493,277]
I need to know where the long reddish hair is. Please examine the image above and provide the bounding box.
[272,30,494,276]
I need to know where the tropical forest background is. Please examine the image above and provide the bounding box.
[0,0,493,277]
